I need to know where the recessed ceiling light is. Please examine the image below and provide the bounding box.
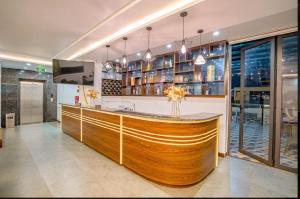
[213,31,220,36]
[166,44,172,49]
[115,59,120,62]
[26,63,31,66]
[136,52,141,56]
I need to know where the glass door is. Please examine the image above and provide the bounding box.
[239,38,275,165]
[275,33,298,173]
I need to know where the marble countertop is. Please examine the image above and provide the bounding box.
[61,104,222,121]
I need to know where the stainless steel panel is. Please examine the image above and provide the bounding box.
[20,81,43,124]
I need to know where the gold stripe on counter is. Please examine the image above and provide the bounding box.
[123,129,216,143]
[123,132,216,146]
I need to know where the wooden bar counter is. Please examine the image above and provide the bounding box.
[61,104,221,186]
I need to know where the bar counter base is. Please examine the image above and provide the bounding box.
[61,104,221,186]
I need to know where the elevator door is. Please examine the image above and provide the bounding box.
[20,81,44,124]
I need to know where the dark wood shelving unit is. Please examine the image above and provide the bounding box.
[106,40,227,97]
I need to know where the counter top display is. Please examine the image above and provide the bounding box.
[61,104,221,186]
[65,104,221,122]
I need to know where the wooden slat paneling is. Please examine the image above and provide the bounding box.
[61,106,81,141]
[82,111,120,163]
[122,116,218,186]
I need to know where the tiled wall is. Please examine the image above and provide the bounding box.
[1,68,57,127]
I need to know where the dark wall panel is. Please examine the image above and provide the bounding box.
[1,68,57,127]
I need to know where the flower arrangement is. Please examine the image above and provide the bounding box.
[86,89,99,100]
[164,86,186,117]
[86,89,99,107]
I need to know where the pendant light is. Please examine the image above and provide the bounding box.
[144,26,152,60]
[104,45,112,71]
[194,29,206,65]
[122,37,127,65]
[180,11,187,54]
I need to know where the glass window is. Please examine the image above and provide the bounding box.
[279,35,298,169]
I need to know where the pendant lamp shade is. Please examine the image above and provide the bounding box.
[144,27,152,60]
[195,29,206,65]
[180,11,187,54]
[122,37,127,65]
[104,45,112,71]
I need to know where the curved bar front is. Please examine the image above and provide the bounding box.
[61,104,220,186]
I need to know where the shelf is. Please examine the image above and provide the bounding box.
[127,68,141,72]
[175,60,193,64]
[154,81,173,84]
[142,69,156,72]
[156,67,173,70]
[174,80,224,84]
[142,82,155,84]
[174,82,194,84]
[175,70,194,74]
[207,54,225,59]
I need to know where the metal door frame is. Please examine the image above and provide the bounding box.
[274,32,298,173]
[19,79,45,124]
[239,37,275,166]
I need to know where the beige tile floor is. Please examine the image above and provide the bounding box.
[0,122,297,197]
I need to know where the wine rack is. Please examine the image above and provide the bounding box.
[102,79,122,96]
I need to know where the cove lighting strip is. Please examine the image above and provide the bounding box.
[67,0,204,60]
[52,0,142,59]
[0,52,51,66]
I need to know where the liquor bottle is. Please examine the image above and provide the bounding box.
[207,65,215,82]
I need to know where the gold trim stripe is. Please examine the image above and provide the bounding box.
[82,115,120,127]
[80,109,83,142]
[62,113,81,120]
[123,129,217,143]
[82,117,120,131]
[62,114,80,120]
[82,118,120,133]
[123,132,216,146]
[120,116,123,165]
[62,110,81,117]
[123,126,217,138]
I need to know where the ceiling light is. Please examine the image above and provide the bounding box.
[26,63,31,66]
[115,59,120,62]
[66,0,202,60]
[103,45,112,72]
[213,31,220,36]
[145,49,152,60]
[122,37,128,65]
[180,11,188,54]
[144,27,152,61]
[0,52,51,65]
[166,44,172,49]
[181,41,186,54]
[136,52,141,56]
[122,55,127,64]
[195,29,206,65]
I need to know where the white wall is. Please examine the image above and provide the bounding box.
[56,83,77,121]
[56,62,102,121]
